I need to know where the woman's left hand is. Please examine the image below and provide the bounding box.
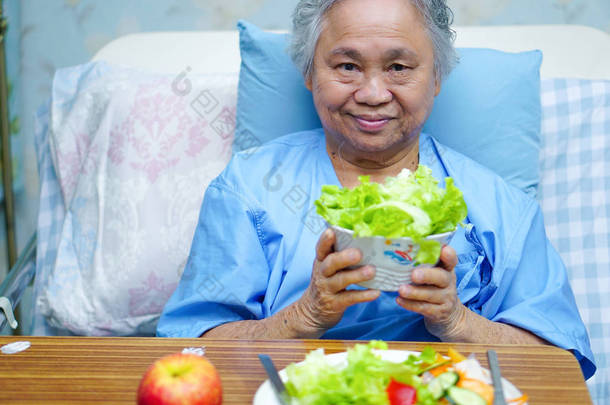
[396,245,467,340]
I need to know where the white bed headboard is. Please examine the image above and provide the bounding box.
[93,25,610,79]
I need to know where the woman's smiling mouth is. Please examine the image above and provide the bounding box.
[352,115,392,132]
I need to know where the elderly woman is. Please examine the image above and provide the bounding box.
[157,0,595,378]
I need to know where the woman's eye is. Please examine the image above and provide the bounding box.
[341,63,357,71]
[390,64,408,72]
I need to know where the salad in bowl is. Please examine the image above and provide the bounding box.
[314,165,468,290]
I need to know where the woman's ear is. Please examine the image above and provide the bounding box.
[305,74,313,92]
[434,76,441,97]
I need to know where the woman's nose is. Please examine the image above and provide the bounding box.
[353,74,392,105]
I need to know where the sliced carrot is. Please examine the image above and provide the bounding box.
[455,369,469,381]
[428,362,452,377]
[457,378,494,405]
[447,347,467,363]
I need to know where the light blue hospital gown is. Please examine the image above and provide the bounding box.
[157,129,596,379]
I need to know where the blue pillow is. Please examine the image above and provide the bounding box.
[235,21,321,149]
[236,20,542,195]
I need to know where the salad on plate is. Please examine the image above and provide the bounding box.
[276,341,528,405]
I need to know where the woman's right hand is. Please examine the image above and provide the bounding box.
[295,228,381,337]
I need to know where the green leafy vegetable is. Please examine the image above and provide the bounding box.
[284,341,439,405]
[315,165,467,264]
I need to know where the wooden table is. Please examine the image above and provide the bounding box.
[0,336,591,404]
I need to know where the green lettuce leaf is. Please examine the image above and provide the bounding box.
[315,165,467,264]
[284,341,439,405]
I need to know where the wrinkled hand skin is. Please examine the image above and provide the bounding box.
[396,245,467,340]
[297,228,381,337]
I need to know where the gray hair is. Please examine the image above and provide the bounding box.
[290,0,458,82]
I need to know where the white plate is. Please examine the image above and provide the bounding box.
[253,349,526,405]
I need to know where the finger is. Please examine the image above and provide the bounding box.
[336,288,381,307]
[409,266,452,288]
[397,283,446,305]
[438,245,458,271]
[396,296,438,317]
[321,248,362,278]
[326,265,375,293]
[397,296,454,320]
[316,228,336,262]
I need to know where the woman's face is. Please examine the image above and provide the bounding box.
[307,0,440,161]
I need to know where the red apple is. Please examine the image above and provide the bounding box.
[137,353,222,405]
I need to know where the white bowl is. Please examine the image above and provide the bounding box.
[331,225,455,291]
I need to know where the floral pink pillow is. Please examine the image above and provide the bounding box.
[37,62,237,335]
